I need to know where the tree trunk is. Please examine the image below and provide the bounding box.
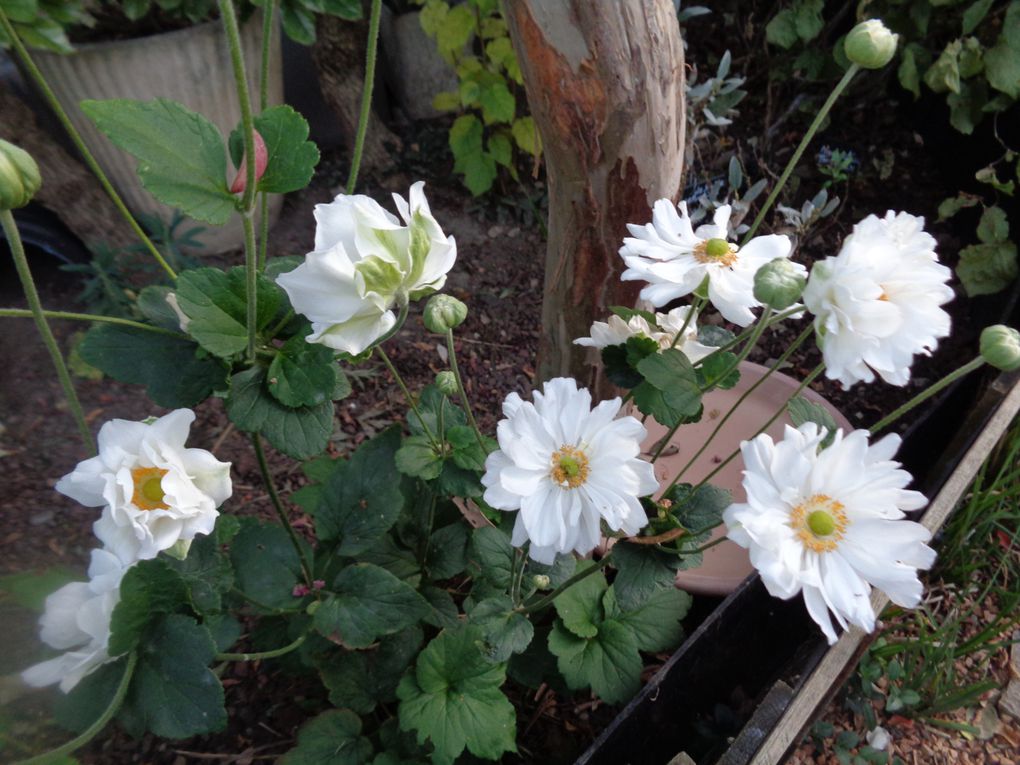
[504,1,686,395]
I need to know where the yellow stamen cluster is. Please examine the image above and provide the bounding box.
[549,445,590,489]
[131,466,169,511]
[789,494,848,553]
[694,237,739,267]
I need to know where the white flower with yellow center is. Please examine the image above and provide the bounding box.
[277,181,457,355]
[481,378,659,563]
[723,423,935,644]
[21,548,130,692]
[55,409,232,563]
[574,306,714,362]
[802,211,954,388]
[619,201,794,326]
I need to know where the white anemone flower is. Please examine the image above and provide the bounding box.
[574,306,714,362]
[21,548,130,692]
[802,211,954,388]
[55,409,232,563]
[277,181,457,355]
[723,423,935,644]
[481,378,659,563]
[620,201,794,326]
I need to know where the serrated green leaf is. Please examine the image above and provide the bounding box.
[164,532,234,614]
[395,435,444,480]
[511,116,540,157]
[81,99,235,224]
[226,366,334,460]
[267,334,337,407]
[420,584,460,628]
[78,324,228,408]
[977,205,1009,243]
[766,8,798,49]
[471,596,535,662]
[985,38,1020,98]
[633,348,702,426]
[696,351,740,390]
[963,0,995,34]
[697,325,736,347]
[610,542,682,611]
[548,618,642,704]
[787,396,839,448]
[449,113,497,195]
[447,425,492,471]
[279,709,373,765]
[230,519,308,610]
[54,657,127,733]
[478,79,515,125]
[957,241,1019,296]
[397,626,517,762]
[616,586,691,652]
[136,285,184,331]
[470,525,514,588]
[426,522,469,579]
[109,559,189,655]
[229,105,319,194]
[552,561,607,639]
[320,627,424,714]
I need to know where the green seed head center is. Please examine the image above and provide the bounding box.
[141,476,165,503]
[807,510,837,537]
[705,238,731,258]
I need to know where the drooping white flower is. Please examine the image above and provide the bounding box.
[481,378,658,563]
[574,306,714,362]
[277,182,457,355]
[802,211,954,389]
[723,423,935,644]
[55,409,232,563]
[21,548,130,692]
[619,201,795,326]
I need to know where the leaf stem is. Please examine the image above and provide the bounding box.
[2,210,93,454]
[445,329,487,452]
[219,0,257,214]
[251,433,314,585]
[0,308,184,337]
[869,356,986,435]
[216,633,306,662]
[377,345,441,449]
[0,9,176,281]
[15,652,137,765]
[516,555,612,615]
[345,0,382,193]
[243,215,258,361]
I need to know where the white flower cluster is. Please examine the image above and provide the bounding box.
[23,409,231,692]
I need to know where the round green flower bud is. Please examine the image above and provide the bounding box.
[753,258,806,309]
[423,294,468,333]
[532,574,551,590]
[0,139,41,210]
[435,370,458,396]
[844,19,898,69]
[980,325,1020,371]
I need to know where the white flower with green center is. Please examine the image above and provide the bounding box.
[21,548,130,692]
[277,182,457,355]
[574,306,714,361]
[802,211,954,388]
[723,423,935,644]
[481,378,659,563]
[55,409,232,564]
[619,201,795,326]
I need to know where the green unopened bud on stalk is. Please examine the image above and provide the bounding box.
[753,258,806,309]
[532,574,551,590]
[844,19,898,69]
[980,325,1020,371]
[423,294,468,333]
[435,370,458,396]
[0,139,41,210]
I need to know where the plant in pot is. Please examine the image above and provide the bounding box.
[3,7,1020,765]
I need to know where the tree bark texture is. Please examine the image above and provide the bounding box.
[504,0,686,394]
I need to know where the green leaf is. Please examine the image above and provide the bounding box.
[395,435,444,480]
[985,38,1020,98]
[696,351,740,390]
[957,241,1019,296]
[314,563,430,648]
[230,519,308,610]
[478,79,515,125]
[925,41,962,94]
[163,532,234,614]
[320,0,363,21]
[447,425,493,471]
[548,618,643,704]
[136,285,184,331]
[963,0,995,34]
[278,1,316,44]
[0,566,79,611]
[610,542,682,611]
[616,586,691,652]
[317,427,405,553]
[435,3,474,60]
[420,584,461,628]
[766,8,799,49]
[229,105,320,195]
[469,526,514,588]
[397,626,518,762]
[511,116,540,157]
[792,0,824,41]
[78,324,229,408]
[938,192,981,220]
[226,366,334,460]
[977,205,1009,243]
[633,348,702,427]
[175,266,282,358]
[320,627,424,714]
[697,325,736,347]
[449,114,497,195]
[81,99,235,224]
[54,658,127,733]
[552,561,608,639]
[119,615,226,739]
[109,559,189,655]
[279,709,373,765]
[601,335,659,389]
[471,596,535,662]
[426,522,469,579]
[787,396,839,448]
[432,91,461,111]
[898,44,926,99]
[268,334,338,408]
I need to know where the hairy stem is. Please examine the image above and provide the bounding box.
[252,433,314,585]
[217,633,306,662]
[0,308,185,337]
[378,345,441,449]
[869,357,986,435]
[445,329,487,452]
[516,556,612,615]
[345,0,382,193]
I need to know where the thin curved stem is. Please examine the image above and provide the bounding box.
[258,0,277,111]
[668,296,705,351]
[16,652,137,765]
[345,0,382,193]
[742,64,860,244]
[445,329,487,452]
[691,306,803,369]
[516,555,612,615]
[0,10,176,281]
[2,211,93,454]
[252,433,314,585]
[869,357,985,435]
[378,345,441,449]
[0,308,185,337]
[217,633,306,662]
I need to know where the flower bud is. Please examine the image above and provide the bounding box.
[532,574,551,590]
[753,258,807,309]
[423,294,468,333]
[0,139,41,210]
[229,129,268,194]
[435,370,458,396]
[980,325,1020,371]
[844,19,898,69]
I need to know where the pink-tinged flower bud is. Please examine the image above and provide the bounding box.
[292,583,310,597]
[230,129,268,194]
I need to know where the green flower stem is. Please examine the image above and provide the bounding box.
[229,587,304,615]
[668,295,705,351]
[417,492,438,569]
[673,534,729,556]
[516,555,612,615]
[243,215,258,361]
[345,0,382,193]
[258,193,270,271]
[691,306,803,369]
[0,10,177,281]
[266,308,295,340]
[219,0,257,214]
[445,329,487,452]
[0,308,185,337]
[509,547,525,604]
[251,433,314,585]
[216,633,306,662]
[377,345,441,449]
[869,356,986,435]
[16,652,137,765]
[742,63,860,244]
[656,324,815,497]
[258,0,277,111]
[2,210,93,454]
